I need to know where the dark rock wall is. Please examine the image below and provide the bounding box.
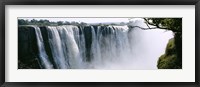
[18,25,98,69]
[18,26,40,69]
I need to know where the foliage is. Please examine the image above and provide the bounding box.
[18,19,29,25]
[18,19,88,26]
[143,18,182,69]
[165,38,176,55]
[18,19,129,26]
[157,38,181,69]
[57,21,64,26]
[157,54,180,69]
[145,18,182,32]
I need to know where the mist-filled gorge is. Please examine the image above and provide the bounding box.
[18,18,182,69]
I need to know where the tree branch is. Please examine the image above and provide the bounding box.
[144,18,156,26]
[145,22,151,29]
[143,18,181,33]
[128,26,157,30]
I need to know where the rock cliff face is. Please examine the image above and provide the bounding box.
[18,25,123,69]
[18,26,61,69]
[18,26,40,69]
[18,25,101,68]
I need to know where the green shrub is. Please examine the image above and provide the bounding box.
[157,38,181,69]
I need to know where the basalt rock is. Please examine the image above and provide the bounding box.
[18,26,40,69]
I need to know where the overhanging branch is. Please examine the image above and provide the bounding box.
[143,18,181,33]
[128,26,157,30]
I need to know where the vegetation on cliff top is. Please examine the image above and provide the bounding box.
[144,18,182,69]
[18,19,126,26]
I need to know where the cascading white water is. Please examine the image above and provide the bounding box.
[33,26,53,69]
[89,25,133,68]
[32,20,173,69]
[47,26,84,69]
[98,27,173,69]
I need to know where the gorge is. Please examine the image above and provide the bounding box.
[18,22,174,69]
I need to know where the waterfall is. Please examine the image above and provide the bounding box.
[47,26,84,69]
[30,23,173,69]
[33,26,53,69]
[90,26,102,66]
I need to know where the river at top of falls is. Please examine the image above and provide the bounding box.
[30,20,173,69]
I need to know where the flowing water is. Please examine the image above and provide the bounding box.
[31,21,173,69]
[33,26,53,69]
